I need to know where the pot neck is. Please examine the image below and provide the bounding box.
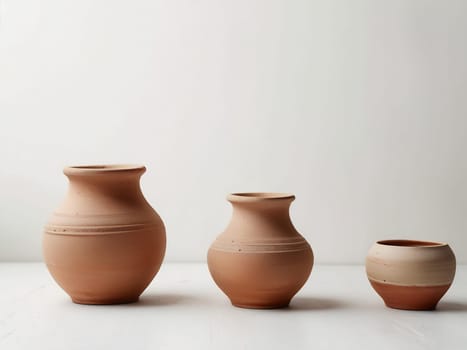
[64,165,146,199]
[226,194,298,238]
[228,193,294,210]
[228,193,294,223]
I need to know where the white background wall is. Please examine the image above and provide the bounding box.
[0,0,466,263]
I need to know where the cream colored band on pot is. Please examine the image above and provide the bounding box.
[366,241,456,286]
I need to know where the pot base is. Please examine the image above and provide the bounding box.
[71,296,139,305]
[369,280,451,311]
[231,301,290,309]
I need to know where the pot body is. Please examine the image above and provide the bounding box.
[366,240,456,310]
[208,193,313,309]
[43,165,166,304]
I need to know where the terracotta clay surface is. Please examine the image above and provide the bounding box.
[369,280,451,310]
[366,240,456,310]
[43,165,166,304]
[207,193,313,309]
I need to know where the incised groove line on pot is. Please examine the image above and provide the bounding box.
[44,222,162,235]
[210,239,310,253]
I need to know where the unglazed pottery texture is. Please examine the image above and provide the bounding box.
[208,193,313,309]
[43,165,166,304]
[366,240,456,310]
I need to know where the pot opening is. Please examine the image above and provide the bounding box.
[64,164,146,174]
[228,192,295,201]
[377,239,446,248]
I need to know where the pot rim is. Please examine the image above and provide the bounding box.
[376,239,448,248]
[227,192,295,202]
[64,164,146,175]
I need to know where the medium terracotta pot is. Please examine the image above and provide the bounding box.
[43,165,166,304]
[207,193,313,309]
[366,239,456,310]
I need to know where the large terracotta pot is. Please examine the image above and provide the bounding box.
[208,193,313,309]
[43,165,166,304]
[366,240,456,310]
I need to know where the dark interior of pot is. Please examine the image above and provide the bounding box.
[71,165,112,169]
[377,239,445,247]
[231,193,294,199]
[68,165,144,171]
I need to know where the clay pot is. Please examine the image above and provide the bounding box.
[43,165,166,304]
[207,193,313,309]
[366,240,456,310]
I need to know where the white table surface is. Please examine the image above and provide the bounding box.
[0,263,466,350]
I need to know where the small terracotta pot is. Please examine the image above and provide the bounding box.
[366,239,456,310]
[43,165,166,304]
[207,193,313,309]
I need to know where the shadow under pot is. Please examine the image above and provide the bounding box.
[366,239,456,310]
[207,193,314,309]
[43,165,166,305]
